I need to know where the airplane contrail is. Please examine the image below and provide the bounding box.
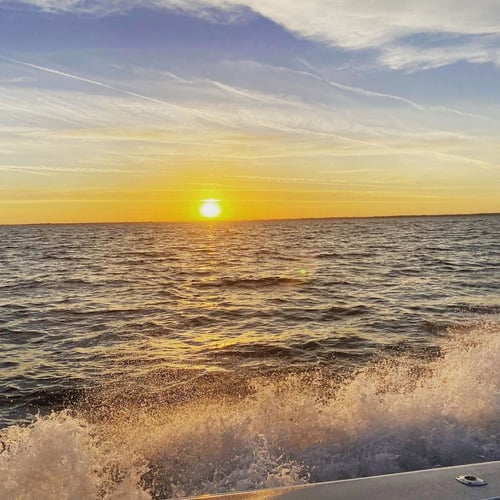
[0,55,234,126]
[295,58,496,121]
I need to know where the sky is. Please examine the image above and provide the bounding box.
[1,0,500,223]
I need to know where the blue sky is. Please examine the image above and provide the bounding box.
[1,0,500,222]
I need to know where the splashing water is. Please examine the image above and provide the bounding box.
[0,411,149,499]
[1,323,499,499]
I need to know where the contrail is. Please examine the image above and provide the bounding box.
[293,58,424,110]
[0,164,139,175]
[0,55,233,126]
[1,56,117,90]
[294,58,498,120]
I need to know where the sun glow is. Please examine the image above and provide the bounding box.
[199,199,222,218]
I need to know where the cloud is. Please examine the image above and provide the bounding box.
[379,38,500,71]
[1,50,498,191]
[0,164,139,175]
[234,1,500,49]
[179,0,500,70]
[2,57,229,126]
[3,0,500,70]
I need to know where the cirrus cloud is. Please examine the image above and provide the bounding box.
[2,0,500,70]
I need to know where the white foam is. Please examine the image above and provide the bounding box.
[0,411,150,499]
[1,322,498,499]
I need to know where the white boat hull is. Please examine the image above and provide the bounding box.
[198,461,500,500]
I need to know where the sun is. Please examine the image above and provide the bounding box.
[199,199,222,218]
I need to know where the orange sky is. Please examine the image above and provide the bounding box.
[2,2,500,223]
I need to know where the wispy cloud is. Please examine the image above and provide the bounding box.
[0,164,139,175]
[379,40,500,71]
[4,0,500,70]
[1,53,496,177]
[0,56,237,128]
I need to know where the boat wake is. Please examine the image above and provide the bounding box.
[1,321,499,499]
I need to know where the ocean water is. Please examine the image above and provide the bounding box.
[0,215,499,499]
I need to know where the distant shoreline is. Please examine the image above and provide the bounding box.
[1,212,499,227]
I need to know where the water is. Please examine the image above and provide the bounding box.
[0,215,499,498]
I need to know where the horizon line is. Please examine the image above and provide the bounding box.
[2,211,499,227]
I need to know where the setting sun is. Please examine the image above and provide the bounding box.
[199,199,222,218]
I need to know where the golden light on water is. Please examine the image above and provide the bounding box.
[199,199,222,219]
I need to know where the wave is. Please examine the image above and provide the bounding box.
[320,304,370,319]
[195,276,306,289]
[0,279,46,291]
[452,303,500,315]
[211,336,374,363]
[315,252,341,259]
[1,322,499,499]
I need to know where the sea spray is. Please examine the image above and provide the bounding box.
[0,411,150,500]
[1,322,498,499]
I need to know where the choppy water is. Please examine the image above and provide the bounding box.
[0,215,499,499]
